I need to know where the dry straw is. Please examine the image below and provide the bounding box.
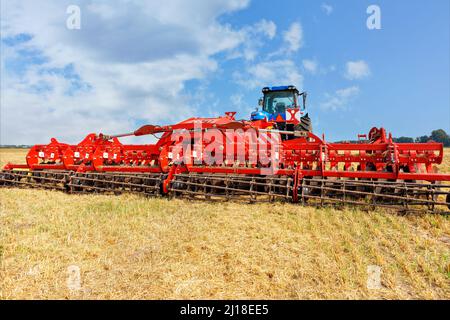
[1,148,449,299]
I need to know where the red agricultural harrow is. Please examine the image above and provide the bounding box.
[1,86,450,213]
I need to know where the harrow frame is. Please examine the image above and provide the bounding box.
[2,112,450,213]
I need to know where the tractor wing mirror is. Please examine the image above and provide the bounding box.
[298,92,307,110]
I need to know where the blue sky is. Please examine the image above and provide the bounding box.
[1,0,449,144]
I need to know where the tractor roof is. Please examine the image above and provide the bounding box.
[262,85,298,93]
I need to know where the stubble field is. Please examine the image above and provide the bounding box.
[0,148,449,299]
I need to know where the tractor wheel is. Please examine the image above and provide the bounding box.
[295,114,313,132]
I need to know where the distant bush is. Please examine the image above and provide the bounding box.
[0,145,31,148]
[393,137,414,143]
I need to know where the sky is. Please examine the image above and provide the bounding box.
[1,0,449,144]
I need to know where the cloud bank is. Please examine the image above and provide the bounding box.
[1,0,251,144]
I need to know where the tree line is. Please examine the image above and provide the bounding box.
[393,129,450,146]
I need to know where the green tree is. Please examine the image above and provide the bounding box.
[430,129,450,147]
[415,135,430,143]
[394,137,414,143]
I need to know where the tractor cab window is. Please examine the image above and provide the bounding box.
[263,91,296,114]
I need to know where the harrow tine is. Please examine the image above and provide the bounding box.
[1,168,449,214]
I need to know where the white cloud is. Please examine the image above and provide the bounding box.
[283,22,303,52]
[0,0,251,144]
[337,86,360,98]
[302,59,318,74]
[302,59,337,75]
[320,86,360,110]
[233,59,303,90]
[344,60,371,80]
[265,22,304,58]
[230,94,244,108]
[254,19,277,39]
[321,3,333,15]
[228,19,277,61]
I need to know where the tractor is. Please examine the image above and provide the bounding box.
[251,85,312,133]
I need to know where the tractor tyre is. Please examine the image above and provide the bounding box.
[295,114,313,133]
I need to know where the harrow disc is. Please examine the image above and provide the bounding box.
[299,177,450,213]
[1,169,449,214]
[0,170,69,191]
[67,172,165,196]
[169,173,293,203]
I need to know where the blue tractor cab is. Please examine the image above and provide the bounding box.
[251,85,312,132]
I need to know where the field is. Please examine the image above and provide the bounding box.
[0,148,449,299]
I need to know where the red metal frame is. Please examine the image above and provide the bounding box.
[4,113,450,189]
